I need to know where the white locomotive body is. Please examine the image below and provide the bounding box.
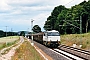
[28,30,60,47]
[43,30,60,47]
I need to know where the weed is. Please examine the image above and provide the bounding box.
[81,44,87,49]
[61,33,90,50]
[12,39,44,60]
[0,36,19,50]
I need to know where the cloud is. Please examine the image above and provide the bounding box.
[11,20,30,25]
[7,0,46,7]
[0,19,30,26]
[11,10,22,15]
[0,0,12,11]
[20,5,53,11]
[0,0,88,31]
[31,12,50,30]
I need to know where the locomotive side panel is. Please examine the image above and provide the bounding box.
[33,33,43,44]
[31,30,60,47]
[38,34,43,43]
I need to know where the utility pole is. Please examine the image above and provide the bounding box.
[31,19,34,46]
[11,28,13,36]
[80,16,82,46]
[59,16,82,46]
[80,16,82,34]
[5,26,7,37]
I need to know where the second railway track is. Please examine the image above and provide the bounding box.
[28,37,90,60]
[51,48,84,60]
[51,44,90,60]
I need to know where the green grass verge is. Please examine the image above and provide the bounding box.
[0,36,19,43]
[61,33,90,50]
[11,40,44,60]
[0,36,19,50]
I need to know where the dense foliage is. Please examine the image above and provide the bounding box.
[0,30,5,37]
[32,25,41,33]
[44,1,90,34]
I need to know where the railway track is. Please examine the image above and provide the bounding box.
[27,36,90,60]
[50,45,90,60]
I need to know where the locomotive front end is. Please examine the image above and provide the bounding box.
[43,30,60,47]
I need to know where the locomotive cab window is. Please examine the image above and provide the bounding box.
[48,32,60,36]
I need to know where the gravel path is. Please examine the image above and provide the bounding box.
[0,36,24,60]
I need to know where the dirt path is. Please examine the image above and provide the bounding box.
[0,36,24,60]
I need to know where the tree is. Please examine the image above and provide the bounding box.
[44,0,90,34]
[32,25,41,33]
[0,30,5,37]
[20,31,25,36]
[83,1,90,32]
[56,9,69,34]
[44,5,67,31]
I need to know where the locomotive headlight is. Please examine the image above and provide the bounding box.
[48,40,51,45]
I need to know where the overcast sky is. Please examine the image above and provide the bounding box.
[0,0,88,32]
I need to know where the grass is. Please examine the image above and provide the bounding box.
[11,39,44,60]
[0,36,19,43]
[0,36,19,50]
[61,33,90,50]
[1,40,20,55]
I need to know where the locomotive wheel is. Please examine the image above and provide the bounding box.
[43,41,47,46]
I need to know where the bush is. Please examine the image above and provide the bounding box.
[0,43,6,50]
[81,44,87,49]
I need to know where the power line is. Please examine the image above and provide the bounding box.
[64,21,80,29]
[64,0,75,6]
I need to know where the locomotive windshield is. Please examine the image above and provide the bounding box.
[48,32,60,36]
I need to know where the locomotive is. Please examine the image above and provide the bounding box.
[29,30,60,47]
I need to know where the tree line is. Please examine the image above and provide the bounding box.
[0,30,18,37]
[0,28,41,37]
[44,1,90,34]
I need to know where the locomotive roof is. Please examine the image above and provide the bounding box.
[32,32,44,35]
[46,30,59,33]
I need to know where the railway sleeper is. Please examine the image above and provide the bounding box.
[59,45,90,55]
[58,47,90,60]
[66,47,90,55]
[66,47,90,56]
[59,45,90,52]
